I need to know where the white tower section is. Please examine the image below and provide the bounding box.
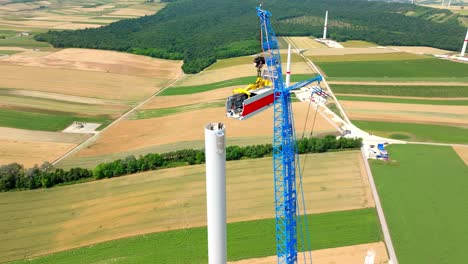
[323,10,328,39]
[285,44,292,87]
[448,0,451,7]
[205,122,227,264]
[461,28,468,57]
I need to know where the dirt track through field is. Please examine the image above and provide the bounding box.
[335,94,468,101]
[453,146,468,166]
[75,103,338,157]
[0,151,373,262]
[341,101,468,127]
[229,242,388,264]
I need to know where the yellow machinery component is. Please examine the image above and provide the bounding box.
[232,77,272,97]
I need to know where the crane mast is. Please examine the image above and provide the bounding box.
[257,7,298,263]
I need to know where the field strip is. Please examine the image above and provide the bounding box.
[453,146,468,166]
[285,37,351,124]
[329,81,468,86]
[360,147,399,264]
[335,94,468,101]
[228,242,388,264]
[51,74,185,166]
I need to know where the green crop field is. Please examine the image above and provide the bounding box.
[370,144,468,264]
[353,120,468,143]
[317,59,468,79]
[332,84,468,97]
[340,40,377,47]
[161,74,315,96]
[0,35,51,48]
[0,108,112,131]
[0,50,21,56]
[132,101,225,120]
[337,95,468,106]
[1,150,372,262]
[309,52,427,62]
[11,208,381,264]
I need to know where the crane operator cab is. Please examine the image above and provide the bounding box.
[226,56,275,120]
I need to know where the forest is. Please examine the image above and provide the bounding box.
[35,0,466,73]
[0,136,362,191]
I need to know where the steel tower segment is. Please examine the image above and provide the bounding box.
[257,7,298,264]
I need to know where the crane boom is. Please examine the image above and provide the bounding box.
[257,7,297,263]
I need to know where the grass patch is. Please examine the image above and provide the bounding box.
[0,35,51,48]
[353,120,468,144]
[161,74,315,96]
[326,102,344,120]
[336,95,468,106]
[132,101,225,119]
[0,108,112,131]
[0,50,21,55]
[332,84,468,97]
[317,58,468,79]
[11,208,381,264]
[309,52,427,62]
[370,144,468,264]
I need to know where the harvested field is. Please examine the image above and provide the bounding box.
[387,46,452,55]
[308,52,428,62]
[453,146,468,166]
[337,95,468,106]
[286,36,327,49]
[0,64,169,100]
[0,140,76,167]
[0,48,183,78]
[303,47,396,56]
[0,127,89,144]
[0,151,374,262]
[178,62,314,86]
[143,86,234,109]
[229,242,388,264]
[207,53,304,70]
[75,103,337,157]
[341,101,468,127]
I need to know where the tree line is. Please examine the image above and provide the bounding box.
[0,136,362,192]
[34,0,466,74]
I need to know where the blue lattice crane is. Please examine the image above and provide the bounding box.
[226,6,322,264]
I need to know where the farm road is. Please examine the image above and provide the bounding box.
[51,74,185,166]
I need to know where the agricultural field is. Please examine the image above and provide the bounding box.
[1,151,377,262]
[10,208,382,264]
[340,40,377,48]
[231,242,388,264]
[317,58,468,81]
[0,127,89,167]
[370,144,468,264]
[0,0,165,33]
[340,100,468,127]
[63,103,338,168]
[0,48,182,166]
[285,36,327,49]
[331,84,468,97]
[353,120,468,143]
[175,53,315,87]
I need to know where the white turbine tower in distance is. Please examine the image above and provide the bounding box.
[461,28,468,57]
[323,10,328,39]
